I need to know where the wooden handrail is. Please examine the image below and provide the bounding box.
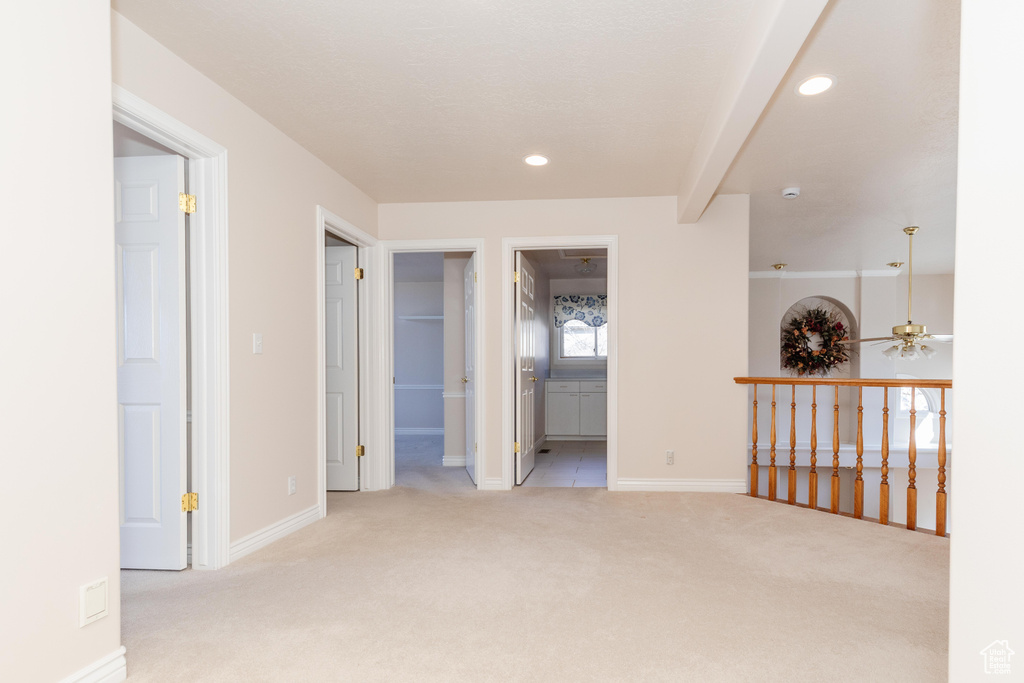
[735,377,952,389]
[736,376,952,536]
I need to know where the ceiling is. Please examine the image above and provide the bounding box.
[111,0,960,274]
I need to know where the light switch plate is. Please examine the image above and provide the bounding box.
[253,332,263,354]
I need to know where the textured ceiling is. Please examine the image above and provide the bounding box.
[111,0,960,273]
[721,0,960,273]
[112,0,754,203]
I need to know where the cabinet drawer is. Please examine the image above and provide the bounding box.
[546,380,580,393]
[580,381,606,392]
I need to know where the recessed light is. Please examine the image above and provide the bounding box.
[523,154,549,166]
[797,75,835,96]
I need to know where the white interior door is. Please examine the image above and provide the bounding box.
[464,255,477,485]
[515,252,537,485]
[326,245,359,491]
[115,154,187,570]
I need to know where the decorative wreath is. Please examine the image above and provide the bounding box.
[781,306,851,376]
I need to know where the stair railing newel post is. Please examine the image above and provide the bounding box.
[854,386,864,519]
[769,384,778,501]
[788,384,797,505]
[907,388,918,531]
[880,389,890,525]
[936,388,948,536]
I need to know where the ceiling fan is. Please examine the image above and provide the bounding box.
[842,226,953,359]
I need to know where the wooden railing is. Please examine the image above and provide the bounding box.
[734,377,952,536]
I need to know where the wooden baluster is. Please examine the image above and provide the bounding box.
[809,385,818,510]
[769,385,777,501]
[750,384,758,498]
[831,385,840,514]
[936,388,947,536]
[788,385,797,504]
[907,387,918,531]
[880,389,890,525]
[854,387,864,519]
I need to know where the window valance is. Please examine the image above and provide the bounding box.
[554,294,607,328]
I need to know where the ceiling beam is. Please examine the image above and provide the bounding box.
[676,0,828,224]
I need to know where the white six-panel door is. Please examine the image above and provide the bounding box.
[464,255,477,485]
[326,245,359,490]
[115,155,187,570]
[515,252,537,485]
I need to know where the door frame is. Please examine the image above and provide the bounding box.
[502,236,619,491]
[316,207,382,506]
[379,239,487,490]
[113,85,231,569]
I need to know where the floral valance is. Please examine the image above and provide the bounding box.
[554,294,607,328]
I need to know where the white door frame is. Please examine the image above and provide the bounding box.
[502,236,619,491]
[316,207,383,507]
[113,85,231,569]
[379,239,487,490]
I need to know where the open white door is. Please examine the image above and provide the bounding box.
[464,255,477,485]
[515,252,537,484]
[115,155,187,570]
[326,245,359,491]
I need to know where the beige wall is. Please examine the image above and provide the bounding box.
[0,1,122,679]
[379,194,750,484]
[950,1,1024,676]
[111,13,379,540]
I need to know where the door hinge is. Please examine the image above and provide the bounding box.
[181,491,198,512]
[513,271,520,283]
[354,267,364,280]
[178,193,196,215]
[513,441,521,453]
[475,442,478,453]
[356,445,365,457]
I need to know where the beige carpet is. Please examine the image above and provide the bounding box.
[122,446,949,682]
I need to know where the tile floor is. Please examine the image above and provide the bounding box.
[521,440,607,488]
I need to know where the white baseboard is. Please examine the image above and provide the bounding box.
[442,454,467,467]
[229,504,320,563]
[543,435,607,442]
[615,478,747,493]
[480,477,505,490]
[60,647,126,683]
[394,428,444,436]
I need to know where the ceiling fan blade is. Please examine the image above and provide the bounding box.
[840,337,896,344]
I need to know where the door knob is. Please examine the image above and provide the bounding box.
[530,376,538,382]
[461,376,469,384]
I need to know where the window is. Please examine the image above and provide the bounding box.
[560,319,608,358]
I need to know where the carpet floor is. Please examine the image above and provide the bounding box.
[122,441,949,682]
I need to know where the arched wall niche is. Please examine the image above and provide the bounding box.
[779,295,860,379]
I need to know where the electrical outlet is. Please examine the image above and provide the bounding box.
[287,476,296,495]
[666,450,675,465]
[253,332,264,354]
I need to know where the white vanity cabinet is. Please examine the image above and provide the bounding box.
[546,380,606,438]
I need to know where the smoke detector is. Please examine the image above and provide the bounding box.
[782,187,800,199]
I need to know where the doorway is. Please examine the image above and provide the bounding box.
[502,236,619,491]
[113,87,230,570]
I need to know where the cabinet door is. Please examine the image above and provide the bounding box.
[547,392,580,435]
[580,393,607,436]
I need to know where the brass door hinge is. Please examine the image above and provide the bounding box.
[513,271,520,283]
[513,442,521,453]
[356,445,365,457]
[178,193,196,215]
[354,267,364,280]
[181,492,198,512]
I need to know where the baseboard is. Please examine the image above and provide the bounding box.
[480,477,506,490]
[543,435,607,442]
[394,428,444,436]
[229,504,320,563]
[442,454,467,467]
[60,647,126,683]
[615,478,747,493]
